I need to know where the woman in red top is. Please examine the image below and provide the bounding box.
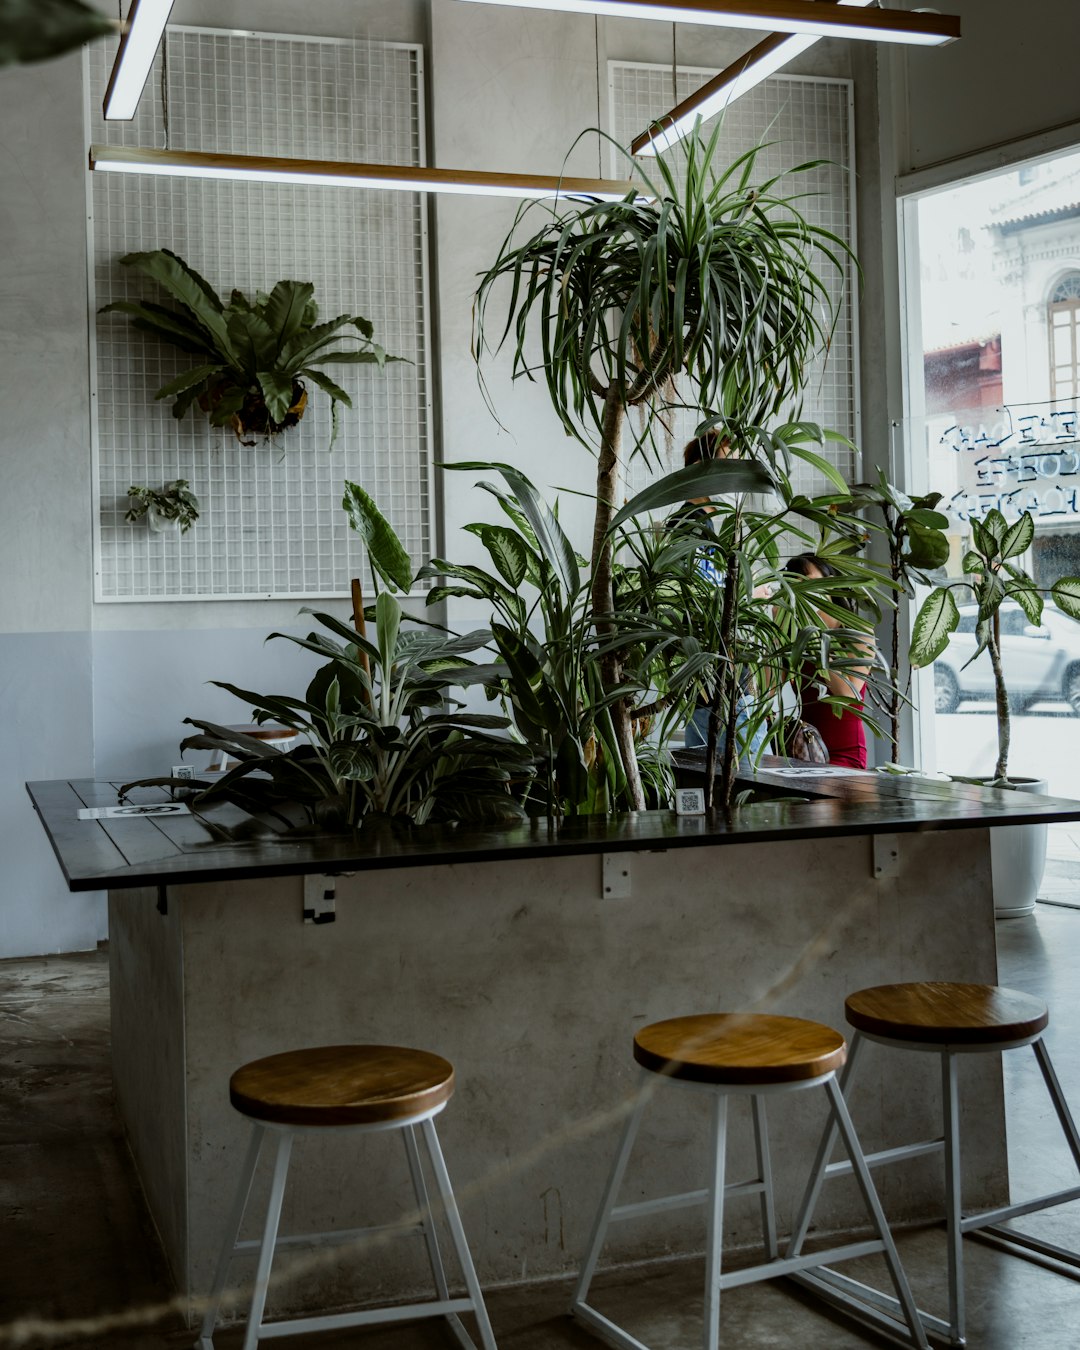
[784,554,873,769]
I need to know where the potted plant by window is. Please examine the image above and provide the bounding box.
[909,508,1080,915]
[473,119,855,810]
[100,249,402,451]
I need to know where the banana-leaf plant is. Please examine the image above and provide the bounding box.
[100,249,403,451]
[474,119,854,809]
[120,490,533,834]
[419,462,623,815]
[908,508,1080,782]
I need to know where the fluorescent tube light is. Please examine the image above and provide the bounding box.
[103,0,176,120]
[632,0,873,155]
[452,0,960,46]
[89,145,640,202]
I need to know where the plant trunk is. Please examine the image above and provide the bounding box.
[590,389,646,811]
[889,595,901,759]
[990,610,1010,781]
[716,553,741,809]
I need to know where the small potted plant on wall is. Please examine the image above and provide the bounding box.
[909,508,1080,916]
[100,249,402,451]
[125,479,200,534]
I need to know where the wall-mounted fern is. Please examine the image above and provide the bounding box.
[101,249,404,451]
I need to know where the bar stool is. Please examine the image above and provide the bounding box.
[196,1044,497,1350]
[788,982,1080,1347]
[571,1013,929,1350]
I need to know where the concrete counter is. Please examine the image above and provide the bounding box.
[27,771,1072,1323]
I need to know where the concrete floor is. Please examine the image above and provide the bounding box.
[3,893,1080,1349]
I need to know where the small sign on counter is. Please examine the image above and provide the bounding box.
[78,803,192,820]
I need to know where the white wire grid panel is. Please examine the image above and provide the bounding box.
[87,28,431,601]
[609,64,858,504]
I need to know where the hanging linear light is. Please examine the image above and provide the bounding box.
[88,145,640,201]
[633,0,873,155]
[103,0,176,120]
[453,0,959,46]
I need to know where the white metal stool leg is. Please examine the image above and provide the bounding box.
[571,1084,650,1317]
[750,1095,778,1261]
[941,1050,965,1344]
[196,1123,267,1350]
[243,1130,294,1350]
[404,1123,475,1350]
[420,1117,499,1350]
[702,1093,728,1350]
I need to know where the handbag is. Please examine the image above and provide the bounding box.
[777,715,830,765]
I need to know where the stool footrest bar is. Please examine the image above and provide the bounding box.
[256,1296,475,1339]
[790,1269,950,1346]
[973,1223,1080,1272]
[611,1176,766,1224]
[233,1221,423,1252]
[718,1237,885,1290]
[960,1184,1080,1232]
[824,1138,944,1179]
[791,1263,952,1335]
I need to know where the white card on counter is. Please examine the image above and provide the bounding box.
[78,803,192,820]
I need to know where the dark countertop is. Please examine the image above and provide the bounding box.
[26,757,1080,893]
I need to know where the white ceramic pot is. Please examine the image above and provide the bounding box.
[989,777,1048,920]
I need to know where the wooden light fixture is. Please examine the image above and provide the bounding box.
[89,144,640,202]
[452,0,960,47]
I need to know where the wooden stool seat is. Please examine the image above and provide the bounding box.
[633,1013,846,1086]
[229,1044,455,1128]
[845,982,1049,1046]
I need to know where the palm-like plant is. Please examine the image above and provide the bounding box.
[101,249,402,450]
[474,120,852,807]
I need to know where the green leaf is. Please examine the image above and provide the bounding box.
[0,0,114,66]
[375,591,402,680]
[256,370,296,425]
[905,508,950,529]
[904,522,950,570]
[786,442,850,493]
[980,509,1008,550]
[261,280,316,351]
[119,250,234,359]
[473,524,529,589]
[1051,577,1080,621]
[1000,512,1035,562]
[152,363,223,401]
[1005,578,1043,627]
[961,550,983,574]
[342,482,413,592]
[909,588,960,667]
[976,569,1007,622]
[611,458,775,530]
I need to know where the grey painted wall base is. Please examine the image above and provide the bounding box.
[109,829,1005,1324]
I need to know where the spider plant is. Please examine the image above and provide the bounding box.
[474,119,854,807]
[100,249,402,450]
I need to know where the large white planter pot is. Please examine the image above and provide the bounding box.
[990,777,1048,919]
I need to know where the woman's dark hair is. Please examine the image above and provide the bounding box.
[785,553,856,613]
[683,429,727,467]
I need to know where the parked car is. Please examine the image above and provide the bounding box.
[934,602,1080,714]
